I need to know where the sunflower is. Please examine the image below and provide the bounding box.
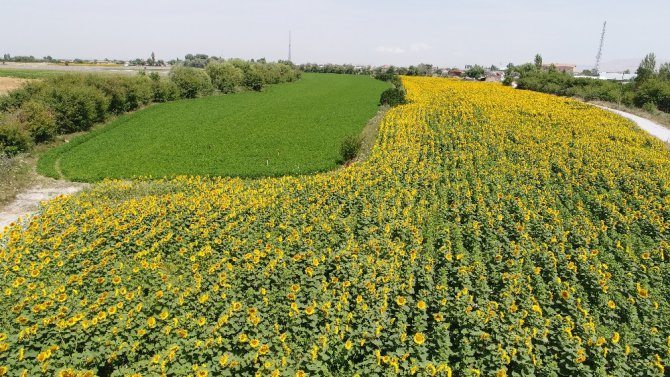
[413,332,426,345]
[258,344,270,355]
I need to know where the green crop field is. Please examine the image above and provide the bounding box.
[38,73,389,181]
[0,68,65,79]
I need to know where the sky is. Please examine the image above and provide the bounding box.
[2,0,669,70]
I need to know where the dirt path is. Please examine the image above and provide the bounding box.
[0,177,88,231]
[596,105,670,143]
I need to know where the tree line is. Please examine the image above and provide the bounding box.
[505,53,670,114]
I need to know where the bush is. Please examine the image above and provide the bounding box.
[634,80,670,113]
[379,87,407,107]
[0,81,45,112]
[169,66,214,99]
[39,84,108,133]
[89,75,153,114]
[14,100,57,143]
[122,76,153,111]
[206,62,244,93]
[0,122,32,156]
[339,134,362,162]
[277,63,301,83]
[151,78,180,102]
[243,66,265,91]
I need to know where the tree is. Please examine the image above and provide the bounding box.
[659,62,670,81]
[534,54,543,70]
[636,52,657,83]
[465,65,485,79]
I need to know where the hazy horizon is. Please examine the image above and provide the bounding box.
[2,0,669,70]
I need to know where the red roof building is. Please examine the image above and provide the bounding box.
[542,64,576,74]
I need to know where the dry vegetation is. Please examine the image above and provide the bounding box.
[0,77,29,96]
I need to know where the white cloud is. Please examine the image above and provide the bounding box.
[410,42,432,52]
[375,46,406,54]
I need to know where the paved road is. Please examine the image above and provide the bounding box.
[596,105,670,143]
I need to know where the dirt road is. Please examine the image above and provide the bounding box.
[0,177,87,231]
[0,62,170,76]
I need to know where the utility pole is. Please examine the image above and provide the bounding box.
[594,21,607,75]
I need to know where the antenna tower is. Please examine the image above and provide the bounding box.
[288,30,292,63]
[594,21,606,74]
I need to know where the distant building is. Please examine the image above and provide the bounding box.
[484,70,505,82]
[447,69,464,77]
[542,63,576,74]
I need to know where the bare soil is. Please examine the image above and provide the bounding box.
[0,77,29,95]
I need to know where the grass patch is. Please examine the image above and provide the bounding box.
[353,106,389,163]
[39,73,389,181]
[0,154,34,205]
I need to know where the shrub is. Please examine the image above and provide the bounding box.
[0,122,32,156]
[277,63,301,83]
[122,76,153,111]
[89,75,153,114]
[634,80,670,113]
[379,87,407,107]
[14,100,57,143]
[642,101,658,113]
[152,78,180,102]
[339,134,362,162]
[0,81,45,112]
[243,66,265,91]
[169,66,214,99]
[206,62,245,93]
[39,84,108,133]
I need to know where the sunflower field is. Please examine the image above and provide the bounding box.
[1,77,670,377]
